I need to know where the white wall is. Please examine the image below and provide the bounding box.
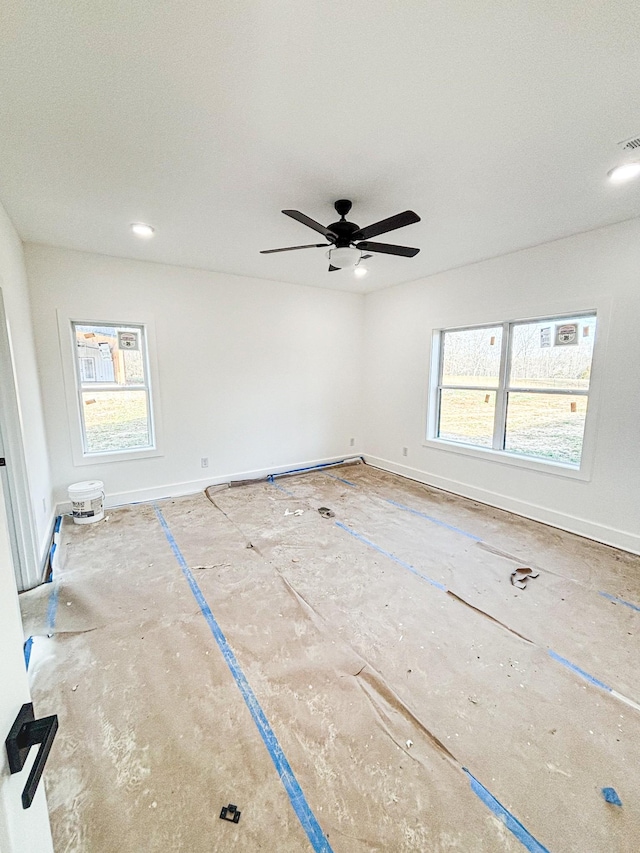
[0,202,53,567]
[25,244,364,506]
[22,219,640,553]
[363,217,640,554]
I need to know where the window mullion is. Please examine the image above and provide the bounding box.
[434,331,446,438]
[492,321,510,449]
[440,384,497,392]
[80,384,147,392]
[506,387,588,395]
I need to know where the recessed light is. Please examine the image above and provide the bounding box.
[130,222,155,238]
[608,162,640,184]
[354,266,369,278]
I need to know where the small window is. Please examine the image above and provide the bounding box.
[72,322,154,455]
[432,313,596,467]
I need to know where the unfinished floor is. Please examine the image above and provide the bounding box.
[20,464,640,852]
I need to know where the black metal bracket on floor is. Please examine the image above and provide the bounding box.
[5,703,59,809]
[220,803,241,823]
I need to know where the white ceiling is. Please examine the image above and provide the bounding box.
[1,1,640,293]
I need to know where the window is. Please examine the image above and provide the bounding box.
[432,313,596,467]
[72,322,154,455]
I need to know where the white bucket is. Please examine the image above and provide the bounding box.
[68,480,105,525]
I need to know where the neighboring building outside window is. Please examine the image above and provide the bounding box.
[431,313,597,467]
[72,322,154,455]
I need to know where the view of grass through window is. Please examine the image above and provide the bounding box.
[436,315,596,465]
[74,323,152,454]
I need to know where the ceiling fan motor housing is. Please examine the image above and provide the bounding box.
[328,219,360,247]
[329,199,359,246]
[334,199,352,217]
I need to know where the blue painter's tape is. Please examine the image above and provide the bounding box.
[601,787,622,806]
[335,521,446,591]
[385,499,481,541]
[46,548,60,633]
[153,505,332,853]
[46,541,57,584]
[46,586,59,632]
[24,637,34,670]
[599,591,640,613]
[273,483,295,496]
[47,578,60,634]
[547,650,612,693]
[324,473,358,488]
[267,475,296,497]
[53,515,62,535]
[463,768,551,852]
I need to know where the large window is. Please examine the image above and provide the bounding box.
[72,322,154,455]
[432,313,596,467]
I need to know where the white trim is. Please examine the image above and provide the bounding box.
[72,320,154,457]
[55,454,357,515]
[364,454,640,556]
[70,445,163,466]
[422,437,589,480]
[57,311,164,467]
[492,322,510,448]
[0,285,40,591]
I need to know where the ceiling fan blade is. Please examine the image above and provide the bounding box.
[328,264,340,272]
[352,210,420,241]
[356,241,420,257]
[282,210,338,240]
[260,243,327,254]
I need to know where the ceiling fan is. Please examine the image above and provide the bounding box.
[261,199,420,271]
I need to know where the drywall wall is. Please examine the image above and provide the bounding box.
[363,217,640,554]
[0,200,53,570]
[25,244,364,506]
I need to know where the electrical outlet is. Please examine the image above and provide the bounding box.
[349,437,355,447]
[201,457,209,468]
[42,497,47,514]
[402,447,408,457]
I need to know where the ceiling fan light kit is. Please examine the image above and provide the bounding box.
[326,246,362,268]
[261,199,421,272]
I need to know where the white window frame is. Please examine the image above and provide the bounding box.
[58,312,163,466]
[425,311,600,480]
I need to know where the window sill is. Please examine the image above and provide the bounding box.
[72,446,163,467]
[422,437,591,481]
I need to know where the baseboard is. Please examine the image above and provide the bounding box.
[55,453,361,516]
[36,509,60,582]
[364,455,640,556]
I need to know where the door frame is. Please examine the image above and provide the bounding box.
[0,284,40,590]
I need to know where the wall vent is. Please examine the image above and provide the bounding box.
[617,135,640,151]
